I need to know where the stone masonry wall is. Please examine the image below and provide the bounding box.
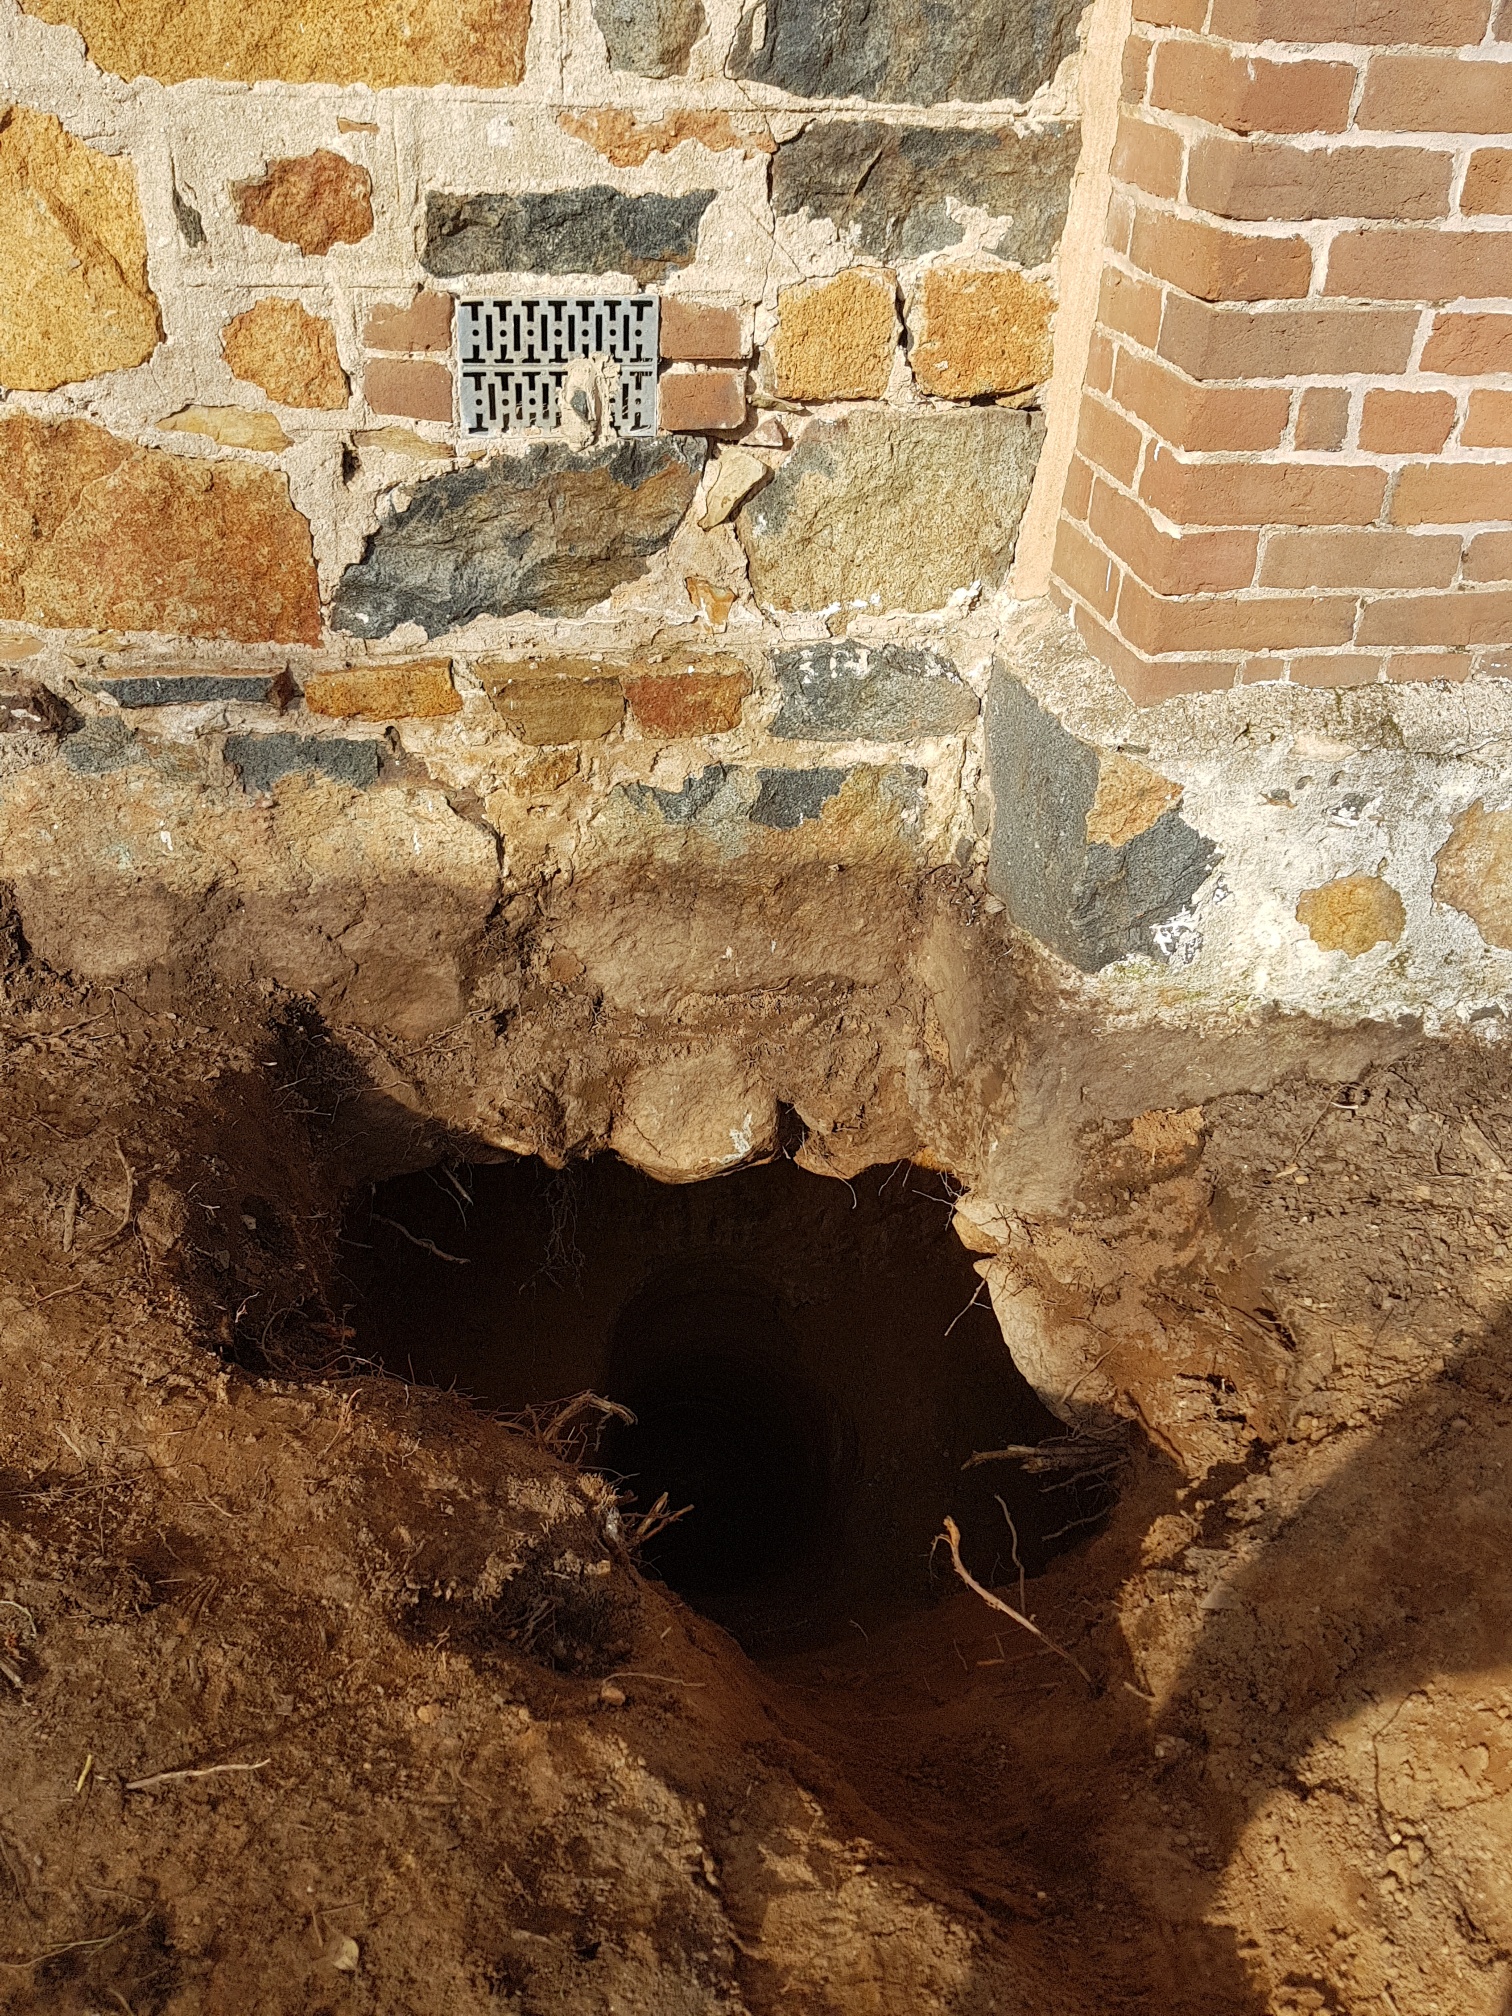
[0,0,1082,938]
[1050,0,1512,703]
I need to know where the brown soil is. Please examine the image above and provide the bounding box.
[2,953,1511,2015]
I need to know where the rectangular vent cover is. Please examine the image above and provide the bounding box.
[457,295,659,438]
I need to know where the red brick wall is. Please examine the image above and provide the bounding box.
[1050,0,1512,703]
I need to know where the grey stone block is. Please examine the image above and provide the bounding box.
[771,641,977,742]
[423,188,714,284]
[750,768,848,828]
[332,437,706,641]
[225,733,380,795]
[738,408,1040,615]
[632,763,731,823]
[91,674,279,709]
[593,0,705,75]
[984,674,1217,973]
[731,0,1087,106]
[63,718,142,774]
[771,122,1080,268]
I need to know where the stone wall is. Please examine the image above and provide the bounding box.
[4,0,1512,1058]
[1049,0,1512,701]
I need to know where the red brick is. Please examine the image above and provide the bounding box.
[1132,0,1208,26]
[1099,267,1164,349]
[1421,313,1512,375]
[658,369,746,432]
[1077,394,1144,487]
[1087,329,1116,396]
[1209,0,1489,40]
[1260,528,1460,588]
[1090,478,1259,592]
[625,664,749,736]
[1463,150,1512,216]
[1385,651,1475,681]
[1130,208,1312,303]
[1111,115,1184,201]
[1123,31,1154,100]
[1158,295,1417,381]
[1357,590,1512,645]
[1295,386,1349,451]
[364,359,452,422]
[363,292,453,353]
[1464,392,1512,449]
[1287,654,1384,687]
[1358,55,1512,136]
[1117,575,1357,653]
[1142,446,1387,525]
[660,299,746,363]
[1072,602,1236,703]
[1064,454,1095,522]
[1360,390,1456,455]
[1186,138,1452,224]
[1053,517,1123,619]
[1465,529,1512,578]
[1113,346,1288,450]
[1150,43,1356,136]
[1325,229,1512,305]
[1105,191,1136,260]
[1391,462,1512,524]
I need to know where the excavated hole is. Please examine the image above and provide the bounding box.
[344,1153,1112,1654]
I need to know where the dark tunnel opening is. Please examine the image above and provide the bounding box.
[344,1153,1113,1653]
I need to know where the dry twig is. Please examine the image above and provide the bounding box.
[371,1215,468,1264]
[124,1758,270,1793]
[936,1517,1094,1688]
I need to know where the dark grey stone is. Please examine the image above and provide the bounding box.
[631,763,730,823]
[423,188,714,284]
[750,767,848,829]
[771,121,1080,268]
[731,0,1087,106]
[1,679,75,737]
[984,674,1217,973]
[771,641,977,742]
[593,0,705,76]
[225,733,380,795]
[91,674,278,709]
[63,718,143,773]
[332,436,706,641]
[172,185,206,249]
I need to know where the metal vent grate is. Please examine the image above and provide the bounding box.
[457,295,660,438]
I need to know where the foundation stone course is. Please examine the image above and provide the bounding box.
[739,408,1041,614]
[234,151,374,257]
[225,733,381,794]
[984,674,1217,972]
[423,189,714,285]
[332,437,705,639]
[770,641,977,740]
[0,106,161,393]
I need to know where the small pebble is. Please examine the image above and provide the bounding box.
[599,1681,626,1707]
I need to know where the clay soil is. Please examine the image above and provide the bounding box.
[2,957,1512,2014]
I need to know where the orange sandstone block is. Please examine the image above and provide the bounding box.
[304,660,460,719]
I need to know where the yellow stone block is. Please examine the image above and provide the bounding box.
[479,659,625,745]
[772,270,898,403]
[223,301,349,411]
[303,662,460,720]
[910,265,1054,401]
[1296,874,1406,957]
[0,107,161,393]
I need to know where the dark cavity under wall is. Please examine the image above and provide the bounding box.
[345,1155,1092,1654]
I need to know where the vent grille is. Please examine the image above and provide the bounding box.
[457,295,659,438]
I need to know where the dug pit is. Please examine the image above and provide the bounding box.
[344,1154,1104,1654]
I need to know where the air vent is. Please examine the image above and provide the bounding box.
[457,295,660,438]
